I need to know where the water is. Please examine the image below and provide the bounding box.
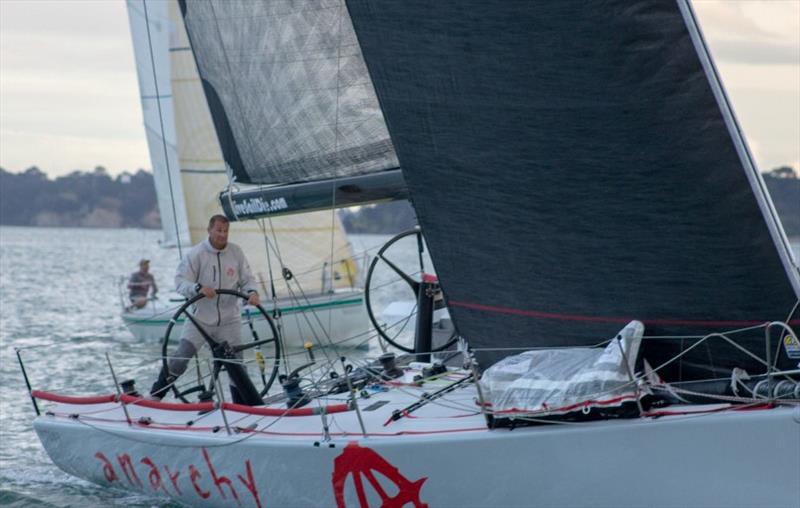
[1,226,799,507]
[0,227,185,507]
[0,227,423,508]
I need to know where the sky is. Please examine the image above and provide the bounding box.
[0,0,798,178]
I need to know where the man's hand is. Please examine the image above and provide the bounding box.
[200,286,216,298]
[247,292,260,306]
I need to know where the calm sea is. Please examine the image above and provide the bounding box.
[1,226,799,507]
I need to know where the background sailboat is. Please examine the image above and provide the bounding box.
[125,0,190,249]
[122,0,376,350]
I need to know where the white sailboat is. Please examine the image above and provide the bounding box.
[26,1,800,506]
[122,0,371,350]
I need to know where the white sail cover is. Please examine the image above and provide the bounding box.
[125,0,191,248]
[481,321,644,416]
[168,0,357,296]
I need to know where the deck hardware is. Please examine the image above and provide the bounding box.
[363,400,390,412]
[341,356,368,437]
[469,355,492,428]
[379,353,403,379]
[320,410,331,442]
[120,379,139,397]
[209,359,232,435]
[615,336,645,416]
[106,353,132,427]
[765,322,798,404]
[388,375,472,424]
[16,348,40,416]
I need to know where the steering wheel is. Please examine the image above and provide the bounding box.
[364,228,458,353]
[161,289,281,403]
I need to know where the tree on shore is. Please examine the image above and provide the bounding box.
[0,165,797,236]
[0,166,160,228]
[767,166,797,179]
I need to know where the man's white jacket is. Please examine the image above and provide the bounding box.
[175,239,259,326]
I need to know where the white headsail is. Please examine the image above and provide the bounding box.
[125,0,191,249]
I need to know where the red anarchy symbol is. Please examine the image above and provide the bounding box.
[332,442,428,508]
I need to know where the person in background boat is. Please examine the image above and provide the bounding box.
[148,214,260,400]
[127,259,157,309]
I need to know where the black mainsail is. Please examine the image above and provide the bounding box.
[344,0,800,380]
[177,0,405,218]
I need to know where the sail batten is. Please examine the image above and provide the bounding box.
[345,0,799,380]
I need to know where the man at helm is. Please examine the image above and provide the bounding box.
[149,214,260,400]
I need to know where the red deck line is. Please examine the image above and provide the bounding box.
[448,300,799,327]
[491,393,639,416]
[248,427,489,437]
[47,411,488,437]
[642,403,773,418]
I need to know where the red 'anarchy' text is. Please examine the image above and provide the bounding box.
[94,448,262,507]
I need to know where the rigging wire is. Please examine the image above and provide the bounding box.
[141,0,183,259]
[255,217,289,375]
[260,214,345,364]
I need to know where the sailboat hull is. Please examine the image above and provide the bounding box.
[121,289,370,350]
[32,390,800,508]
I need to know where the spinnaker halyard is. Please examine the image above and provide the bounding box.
[26,1,800,507]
